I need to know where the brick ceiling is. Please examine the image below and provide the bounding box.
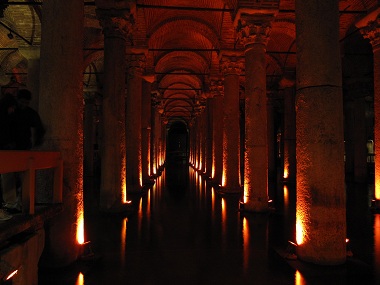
[0,0,377,123]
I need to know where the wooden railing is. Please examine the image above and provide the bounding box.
[0,151,63,215]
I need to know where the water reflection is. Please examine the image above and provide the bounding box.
[41,163,380,284]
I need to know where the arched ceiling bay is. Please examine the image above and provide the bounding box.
[0,0,378,125]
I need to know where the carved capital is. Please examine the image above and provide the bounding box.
[237,14,272,48]
[209,79,224,97]
[96,8,134,42]
[127,53,146,77]
[220,55,244,76]
[360,14,380,51]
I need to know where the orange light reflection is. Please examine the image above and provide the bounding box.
[242,217,249,271]
[295,270,306,285]
[75,272,84,285]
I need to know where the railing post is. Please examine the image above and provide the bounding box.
[53,157,63,203]
[22,157,36,215]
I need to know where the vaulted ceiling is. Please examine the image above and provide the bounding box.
[0,0,377,125]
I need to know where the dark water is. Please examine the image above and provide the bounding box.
[39,161,379,285]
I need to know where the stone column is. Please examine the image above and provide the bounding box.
[205,98,213,178]
[220,53,243,192]
[142,77,154,185]
[237,14,272,211]
[19,46,40,111]
[97,8,133,209]
[126,53,145,192]
[357,11,380,199]
[280,75,296,183]
[210,79,224,185]
[38,0,84,266]
[296,0,346,264]
[83,91,98,218]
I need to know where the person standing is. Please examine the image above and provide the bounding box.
[0,94,17,220]
[2,89,45,214]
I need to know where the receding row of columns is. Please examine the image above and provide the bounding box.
[189,1,349,265]
[16,0,380,270]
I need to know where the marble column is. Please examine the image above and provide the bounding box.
[38,0,84,266]
[280,76,296,184]
[296,0,346,264]
[142,78,154,185]
[237,15,272,211]
[220,53,243,193]
[205,98,213,178]
[210,79,224,185]
[97,8,133,209]
[18,46,40,111]
[126,53,145,192]
[357,11,380,199]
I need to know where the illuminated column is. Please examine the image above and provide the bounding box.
[97,8,132,209]
[296,0,346,264]
[220,53,243,192]
[19,46,40,111]
[280,75,296,183]
[357,12,380,199]
[83,91,96,183]
[210,79,224,185]
[126,53,145,192]
[205,98,213,178]
[38,0,84,266]
[142,77,154,185]
[237,14,272,211]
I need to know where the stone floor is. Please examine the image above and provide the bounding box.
[38,160,379,285]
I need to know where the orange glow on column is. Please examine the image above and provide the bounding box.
[211,166,215,179]
[222,170,226,187]
[76,179,84,244]
[296,219,304,245]
[376,180,380,200]
[122,156,127,203]
[283,166,289,179]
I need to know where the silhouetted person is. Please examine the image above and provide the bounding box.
[12,89,45,150]
[0,94,17,220]
[2,89,45,215]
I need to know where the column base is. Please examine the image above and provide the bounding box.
[100,202,134,214]
[241,198,269,213]
[143,178,156,186]
[371,199,380,212]
[218,185,243,194]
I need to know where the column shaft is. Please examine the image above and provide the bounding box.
[296,0,346,264]
[38,0,84,266]
[244,43,268,211]
[126,55,144,192]
[221,58,241,192]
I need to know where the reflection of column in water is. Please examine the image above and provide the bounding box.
[75,272,84,285]
[375,215,380,283]
[138,197,143,239]
[221,198,226,250]
[121,218,128,266]
[242,217,250,271]
[295,270,306,285]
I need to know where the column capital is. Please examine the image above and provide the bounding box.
[219,52,244,76]
[209,78,224,97]
[96,8,134,41]
[236,13,273,48]
[126,53,146,77]
[356,8,380,51]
